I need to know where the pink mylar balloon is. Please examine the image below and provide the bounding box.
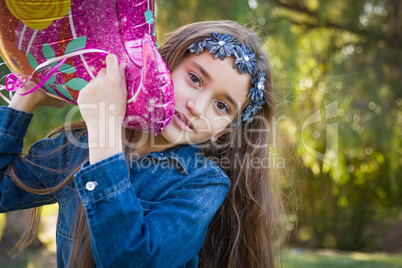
[0,0,174,134]
[123,35,175,132]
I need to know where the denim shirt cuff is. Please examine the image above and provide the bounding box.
[0,106,33,154]
[0,106,33,138]
[73,152,131,207]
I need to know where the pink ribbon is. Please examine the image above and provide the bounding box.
[0,48,109,104]
[0,58,67,104]
[5,73,24,92]
[0,74,22,103]
[21,58,67,96]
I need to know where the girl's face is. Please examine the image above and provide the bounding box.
[159,51,251,145]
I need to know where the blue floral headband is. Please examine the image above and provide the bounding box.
[188,32,266,123]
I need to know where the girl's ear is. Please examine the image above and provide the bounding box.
[210,127,233,142]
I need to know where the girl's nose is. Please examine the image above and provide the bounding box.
[186,94,209,117]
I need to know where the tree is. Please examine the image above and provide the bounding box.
[254,0,401,250]
[156,0,401,251]
[1,0,400,253]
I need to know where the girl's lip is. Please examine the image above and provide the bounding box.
[174,110,195,131]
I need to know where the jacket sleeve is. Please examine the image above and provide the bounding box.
[73,152,230,268]
[0,106,70,212]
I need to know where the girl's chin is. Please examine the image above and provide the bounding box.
[160,128,191,145]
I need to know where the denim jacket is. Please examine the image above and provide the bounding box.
[0,106,231,267]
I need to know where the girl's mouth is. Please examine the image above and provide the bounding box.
[174,110,195,131]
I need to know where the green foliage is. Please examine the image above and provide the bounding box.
[253,0,401,251]
[156,0,401,251]
[282,250,402,268]
[0,0,400,253]
[23,104,82,153]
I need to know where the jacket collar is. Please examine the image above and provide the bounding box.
[130,145,202,175]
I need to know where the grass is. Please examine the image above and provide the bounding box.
[282,249,402,268]
[0,248,56,268]
[1,247,401,267]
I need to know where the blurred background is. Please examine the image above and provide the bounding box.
[0,0,401,267]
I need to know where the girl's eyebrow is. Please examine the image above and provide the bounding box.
[190,61,240,112]
[190,61,212,81]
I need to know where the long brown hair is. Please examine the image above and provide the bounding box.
[159,21,280,267]
[8,21,281,267]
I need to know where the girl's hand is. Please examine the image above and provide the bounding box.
[8,82,68,113]
[77,54,127,130]
[77,54,127,164]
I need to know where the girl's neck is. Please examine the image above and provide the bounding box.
[129,131,176,157]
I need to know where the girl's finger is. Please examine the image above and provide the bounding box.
[105,54,119,78]
[97,68,106,77]
[119,62,126,80]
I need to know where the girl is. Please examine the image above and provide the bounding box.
[0,20,279,267]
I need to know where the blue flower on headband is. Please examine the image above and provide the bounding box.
[234,43,257,75]
[205,32,237,60]
[188,40,208,55]
[242,100,265,122]
[248,69,266,102]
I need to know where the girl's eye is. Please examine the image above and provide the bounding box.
[189,73,201,87]
[215,101,230,114]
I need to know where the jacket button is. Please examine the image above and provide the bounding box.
[86,181,96,191]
